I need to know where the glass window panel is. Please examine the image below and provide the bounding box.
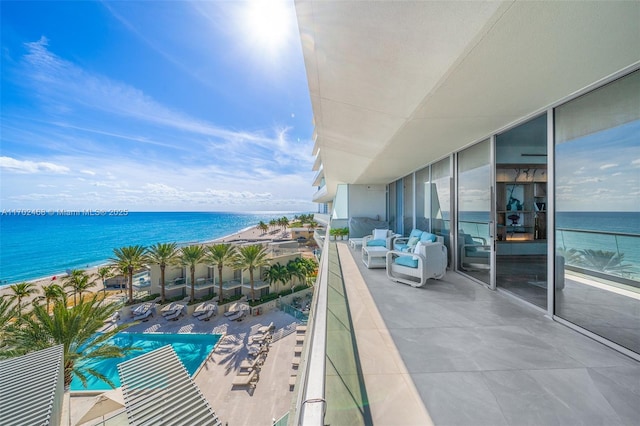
[431,157,451,261]
[403,174,414,236]
[415,166,430,231]
[457,140,491,285]
[555,70,640,354]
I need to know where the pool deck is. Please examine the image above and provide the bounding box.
[70,308,302,425]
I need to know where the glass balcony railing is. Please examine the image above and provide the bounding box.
[557,228,640,285]
[291,235,370,425]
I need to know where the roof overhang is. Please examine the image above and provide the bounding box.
[295,0,640,201]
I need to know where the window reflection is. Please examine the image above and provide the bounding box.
[555,70,640,354]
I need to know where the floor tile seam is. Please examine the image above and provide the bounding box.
[337,243,431,421]
[418,365,612,374]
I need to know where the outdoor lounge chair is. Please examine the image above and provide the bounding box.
[133,308,153,321]
[164,304,185,321]
[131,302,152,317]
[248,345,269,358]
[239,357,261,371]
[104,311,120,324]
[161,302,178,316]
[227,310,245,321]
[193,302,217,318]
[386,236,448,287]
[250,332,272,343]
[231,370,258,387]
[192,302,218,318]
[197,306,216,321]
[257,322,275,333]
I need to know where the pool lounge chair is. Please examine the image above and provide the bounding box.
[231,370,258,387]
[239,357,261,371]
[131,302,152,317]
[257,322,275,333]
[104,311,120,324]
[197,306,216,321]
[164,304,185,321]
[227,310,245,321]
[193,301,217,317]
[250,333,272,343]
[133,308,153,322]
[248,345,269,358]
[161,302,178,316]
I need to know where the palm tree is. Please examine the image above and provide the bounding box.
[39,284,65,313]
[179,245,207,303]
[205,244,237,304]
[63,269,96,306]
[0,296,16,353]
[111,245,147,304]
[0,296,15,329]
[147,242,179,303]
[280,216,290,230]
[257,221,269,235]
[287,259,307,288]
[8,282,37,317]
[263,262,289,294]
[308,220,319,231]
[578,249,634,275]
[235,244,270,301]
[2,294,135,388]
[96,266,115,296]
[269,219,277,232]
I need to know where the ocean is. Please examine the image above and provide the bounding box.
[0,211,308,286]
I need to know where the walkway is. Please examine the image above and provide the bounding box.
[338,243,640,425]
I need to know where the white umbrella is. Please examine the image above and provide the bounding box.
[77,388,125,425]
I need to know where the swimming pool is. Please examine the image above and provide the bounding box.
[70,332,222,391]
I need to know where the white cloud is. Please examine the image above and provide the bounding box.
[0,156,70,174]
[80,170,96,175]
[632,158,640,167]
[599,163,618,170]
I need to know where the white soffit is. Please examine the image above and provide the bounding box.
[295,0,640,193]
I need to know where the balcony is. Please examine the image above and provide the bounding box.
[293,241,640,425]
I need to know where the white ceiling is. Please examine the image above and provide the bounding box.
[294,0,640,202]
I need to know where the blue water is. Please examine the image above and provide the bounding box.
[0,211,308,285]
[70,332,222,391]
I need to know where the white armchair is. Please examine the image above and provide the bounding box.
[386,236,447,287]
[362,228,396,250]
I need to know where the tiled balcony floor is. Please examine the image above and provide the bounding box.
[337,243,640,426]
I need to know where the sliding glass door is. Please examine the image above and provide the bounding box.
[457,140,492,285]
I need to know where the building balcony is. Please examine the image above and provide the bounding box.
[312,185,329,203]
[164,277,186,289]
[292,241,640,425]
[241,279,270,291]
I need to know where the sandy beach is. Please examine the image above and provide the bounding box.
[0,225,303,303]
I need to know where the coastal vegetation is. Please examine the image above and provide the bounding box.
[8,281,37,317]
[110,245,147,304]
[63,269,96,306]
[179,245,207,303]
[146,242,179,303]
[235,244,270,301]
[205,243,238,304]
[1,293,134,388]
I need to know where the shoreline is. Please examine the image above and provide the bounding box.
[0,224,298,299]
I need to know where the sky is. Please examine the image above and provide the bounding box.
[0,0,315,212]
